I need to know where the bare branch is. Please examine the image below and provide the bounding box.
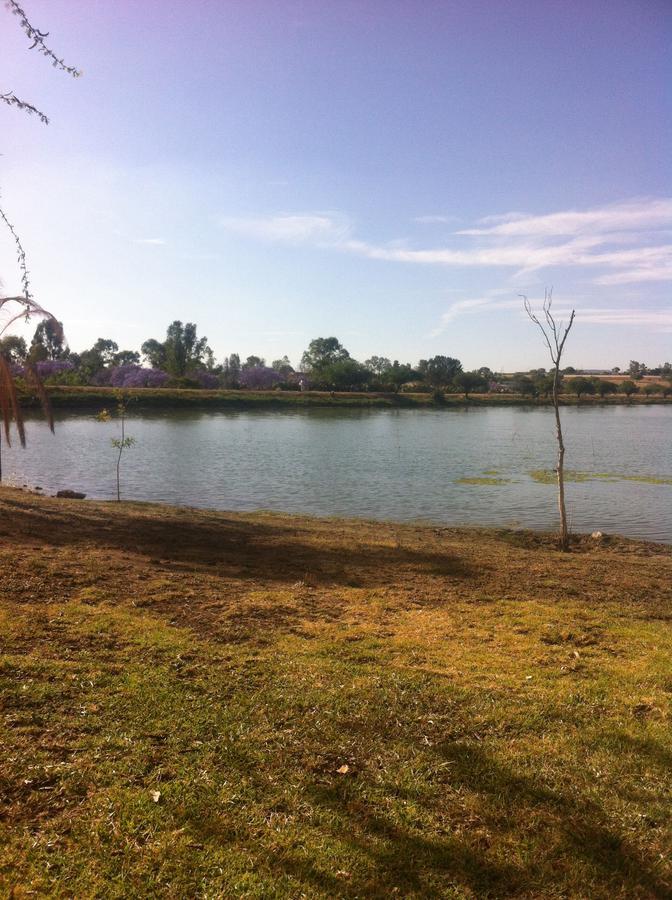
[521,293,554,362]
[0,91,49,124]
[6,0,81,78]
[0,198,33,301]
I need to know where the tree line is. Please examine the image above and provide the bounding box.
[0,321,670,396]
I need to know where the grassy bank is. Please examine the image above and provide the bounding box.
[1,488,670,897]
[19,384,672,412]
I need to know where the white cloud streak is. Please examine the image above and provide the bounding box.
[218,198,672,287]
[458,198,672,237]
[431,296,672,336]
[413,214,458,224]
[219,213,349,244]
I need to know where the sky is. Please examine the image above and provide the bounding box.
[1,0,670,371]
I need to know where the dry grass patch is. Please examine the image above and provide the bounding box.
[0,488,670,898]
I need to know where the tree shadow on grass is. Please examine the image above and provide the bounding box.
[277,741,671,899]
[0,493,473,590]
[434,742,670,898]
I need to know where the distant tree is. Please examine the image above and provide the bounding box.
[643,383,659,397]
[384,360,416,392]
[314,358,368,390]
[77,346,107,380]
[364,356,392,377]
[141,338,166,370]
[0,335,27,363]
[301,337,349,372]
[594,379,617,398]
[29,319,66,361]
[165,321,211,376]
[477,366,494,380]
[513,375,538,397]
[628,360,646,379]
[562,366,576,375]
[523,290,575,551]
[567,377,595,399]
[611,367,621,374]
[417,355,462,387]
[620,380,638,397]
[92,338,119,366]
[454,371,488,398]
[141,322,211,377]
[533,373,557,398]
[112,349,141,367]
[222,353,241,388]
[272,356,294,376]
[242,355,266,370]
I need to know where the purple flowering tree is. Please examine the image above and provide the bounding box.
[192,369,220,389]
[99,366,170,389]
[239,367,281,390]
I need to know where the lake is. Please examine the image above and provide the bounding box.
[3,405,671,542]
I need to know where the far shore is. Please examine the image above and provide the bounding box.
[18,384,672,411]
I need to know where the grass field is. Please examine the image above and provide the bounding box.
[1,488,670,897]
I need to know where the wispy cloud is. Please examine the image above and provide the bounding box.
[558,307,672,331]
[413,214,459,225]
[219,213,349,244]
[457,198,672,237]
[431,296,672,336]
[429,291,522,337]
[217,198,672,287]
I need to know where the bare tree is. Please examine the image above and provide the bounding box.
[522,290,575,550]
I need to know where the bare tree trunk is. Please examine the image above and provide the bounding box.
[116,414,124,502]
[523,291,575,551]
[552,366,569,550]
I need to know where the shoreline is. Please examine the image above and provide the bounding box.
[3,485,671,548]
[18,384,672,411]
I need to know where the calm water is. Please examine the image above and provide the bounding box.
[3,405,671,542]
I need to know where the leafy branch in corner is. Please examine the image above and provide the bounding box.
[0,1,80,460]
[5,0,82,78]
[0,91,49,124]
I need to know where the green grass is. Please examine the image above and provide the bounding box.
[1,489,670,898]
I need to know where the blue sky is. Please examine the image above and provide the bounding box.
[1,0,670,370]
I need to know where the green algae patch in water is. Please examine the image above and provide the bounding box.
[455,476,512,485]
[529,469,672,486]
[620,474,672,485]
